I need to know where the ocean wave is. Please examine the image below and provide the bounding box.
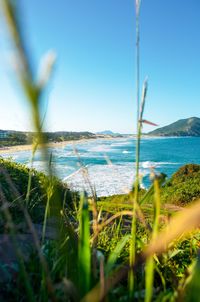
[64,164,149,197]
[111,141,132,147]
[27,160,47,170]
[2,136,197,197]
[141,161,179,169]
[122,150,131,154]
[87,145,114,153]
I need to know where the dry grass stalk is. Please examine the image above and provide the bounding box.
[143,198,200,257]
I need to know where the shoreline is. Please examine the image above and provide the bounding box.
[0,136,125,154]
[0,135,192,155]
[0,139,96,154]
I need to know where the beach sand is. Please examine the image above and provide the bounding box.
[0,139,91,154]
[0,137,117,154]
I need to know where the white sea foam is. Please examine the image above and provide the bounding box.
[63,159,180,196]
[27,160,47,171]
[87,145,113,153]
[111,141,132,147]
[64,163,150,197]
[1,137,187,197]
[141,161,156,168]
[141,161,178,169]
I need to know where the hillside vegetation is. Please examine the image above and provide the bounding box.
[148,117,200,136]
[1,158,200,301]
[161,164,200,205]
[0,130,97,147]
[0,158,78,225]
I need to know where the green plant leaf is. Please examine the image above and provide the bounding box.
[105,234,130,275]
[78,193,91,297]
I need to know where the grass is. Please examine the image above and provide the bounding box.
[78,193,91,297]
[1,0,200,301]
[1,157,200,301]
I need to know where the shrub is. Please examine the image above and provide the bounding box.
[161,164,200,205]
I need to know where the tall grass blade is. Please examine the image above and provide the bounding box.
[78,193,91,297]
[26,142,38,204]
[105,235,130,275]
[42,182,53,243]
[145,176,160,302]
[129,78,148,298]
[145,257,154,302]
[139,173,166,205]
[185,254,200,302]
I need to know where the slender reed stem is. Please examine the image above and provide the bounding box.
[136,0,140,123]
[78,193,91,297]
[129,78,148,297]
[145,176,160,302]
[128,1,141,296]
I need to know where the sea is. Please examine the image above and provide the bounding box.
[2,137,200,197]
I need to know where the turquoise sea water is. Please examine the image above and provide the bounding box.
[2,137,200,196]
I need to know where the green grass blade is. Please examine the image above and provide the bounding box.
[145,177,161,302]
[145,257,154,302]
[139,173,166,205]
[78,193,91,296]
[105,235,130,275]
[185,254,200,302]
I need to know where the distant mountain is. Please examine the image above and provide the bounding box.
[147,117,200,137]
[96,130,115,135]
[96,130,122,136]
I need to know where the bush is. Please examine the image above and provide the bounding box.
[161,164,200,205]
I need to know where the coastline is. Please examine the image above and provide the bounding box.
[0,135,186,155]
[0,136,191,155]
[0,139,96,154]
[0,136,124,155]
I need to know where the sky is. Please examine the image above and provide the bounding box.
[0,0,200,133]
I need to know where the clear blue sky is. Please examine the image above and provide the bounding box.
[0,0,200,133]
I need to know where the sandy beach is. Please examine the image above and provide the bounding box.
[0,136,120,155]
[0,139,94,154]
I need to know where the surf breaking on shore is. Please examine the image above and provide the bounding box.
[1,136,198,197]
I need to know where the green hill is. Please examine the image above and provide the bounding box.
[148,117,200,136]
[0,130,97,147]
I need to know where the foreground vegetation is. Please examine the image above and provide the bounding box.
[1,157,200,301]
[1,1,200,301]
